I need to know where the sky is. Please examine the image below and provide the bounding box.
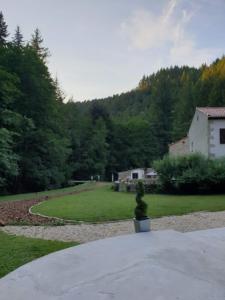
[1,0,225,101]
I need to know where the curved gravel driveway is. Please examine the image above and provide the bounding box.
[2,210,225,243]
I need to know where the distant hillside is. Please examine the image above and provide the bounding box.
[63,56,225,180]
[1,9,224,193]
[74,56,225,140]
[1,10,225,192]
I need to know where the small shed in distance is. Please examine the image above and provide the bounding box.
[118,168,157,182]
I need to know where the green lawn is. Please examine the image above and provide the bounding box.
[0,231,77,278]
[32,184,225,222]
[0,182,95,203]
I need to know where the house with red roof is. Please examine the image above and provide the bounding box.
[169,107,225,158]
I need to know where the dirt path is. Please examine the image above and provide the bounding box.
[0,184,103,225]
[2,210,225,243]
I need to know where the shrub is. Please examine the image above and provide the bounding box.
[153,154,225,194]
[134,181,148,220]
[126,183,131,192]
[113,182,119,192]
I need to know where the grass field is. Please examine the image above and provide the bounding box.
[0,231,77,278]
[32,184,225,222]
[0,182,95,203]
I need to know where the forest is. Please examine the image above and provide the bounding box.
[0,12,225,194]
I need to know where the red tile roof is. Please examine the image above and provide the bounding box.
[197,107,225,118]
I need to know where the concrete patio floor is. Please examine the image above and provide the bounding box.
[1,228,225,300]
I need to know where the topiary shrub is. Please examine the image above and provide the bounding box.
[134,181,148,220]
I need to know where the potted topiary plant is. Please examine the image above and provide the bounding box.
[133,181,150,232]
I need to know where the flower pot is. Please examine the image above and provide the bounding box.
[133,217,150,233]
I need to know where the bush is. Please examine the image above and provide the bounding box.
[134,181,148,220]
[153,154,225,194]
[126,183,131,192]
[113,182,119,192]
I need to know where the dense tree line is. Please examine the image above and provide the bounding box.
[0,12,225,193]
[0,13,70,193]
[69,56,225,181]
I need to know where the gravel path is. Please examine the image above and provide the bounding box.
[2,210,225,244]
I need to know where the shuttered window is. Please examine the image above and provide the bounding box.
[132,173,138,179]
[220,128,225,144]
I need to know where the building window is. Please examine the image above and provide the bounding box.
[132,172,139,179]
[220,129,225,144]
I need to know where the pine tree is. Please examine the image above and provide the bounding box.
[0,11,8,46]
[31,28,49,61]
[53,76,65,102]
[0,68,21,192]
[12,26,24,47]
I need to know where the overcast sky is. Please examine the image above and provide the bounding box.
[2,0,225,101]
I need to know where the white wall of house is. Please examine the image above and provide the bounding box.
[129,169,145,180]
[209,119,225,158]
[170,108,225,159]
[118,169,145,181]
[188,110,209,157]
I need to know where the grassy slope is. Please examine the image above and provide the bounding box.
[32,185,225,222]
[0,182,95,203]
[0,231,77,278]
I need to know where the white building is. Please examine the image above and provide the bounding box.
[170,107,225,158]
[118,168,157,182]
[189,107,225,158]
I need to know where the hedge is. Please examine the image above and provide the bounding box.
[153,154,225,194]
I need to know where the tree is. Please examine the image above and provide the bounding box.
[0,67,22,193]
[1,12,225,194]
[75,118,109,180]
[90,102,110,124]
[9,45,71,191]
[0,12,8,46]
[53,76,65,103]
[172,73,195,140]
[31,28,49,61]
[134,181,148,220]
[17,128,71,191]
[0,24,71,192]
[12,26,24,47]
[0,128,19,192]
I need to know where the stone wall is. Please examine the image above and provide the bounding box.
[169,137,189,156]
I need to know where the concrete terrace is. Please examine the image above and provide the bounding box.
[1,228,225,299]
